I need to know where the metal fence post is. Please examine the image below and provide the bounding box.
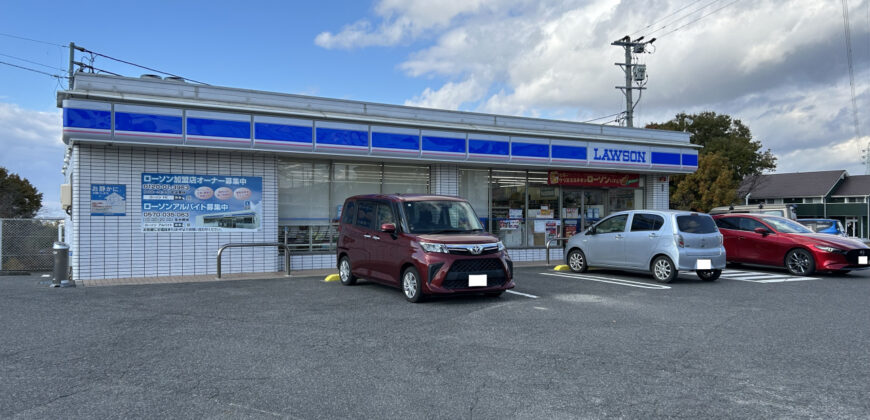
[0,219,4,271]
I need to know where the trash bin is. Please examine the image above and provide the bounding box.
[52,242,71,287]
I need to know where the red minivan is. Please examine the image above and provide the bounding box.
[337,194,514,302]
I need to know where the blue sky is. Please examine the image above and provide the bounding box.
[1,0,869,216]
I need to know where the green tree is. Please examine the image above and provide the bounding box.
[671,153,737,212]
[647,112,776,211]
[0,167,42,218]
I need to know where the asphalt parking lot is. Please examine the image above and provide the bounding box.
[2,265,869,419]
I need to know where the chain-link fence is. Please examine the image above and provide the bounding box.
[0,218,64,273]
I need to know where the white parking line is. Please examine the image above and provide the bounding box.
[719,270,819,283]
[540,272,671,290]
[506,290,539,299]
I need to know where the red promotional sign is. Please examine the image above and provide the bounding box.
[547,170,640,188]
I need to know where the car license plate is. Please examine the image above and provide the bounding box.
[696,259,712,270]
[469,274,487,287]
[860,256,868,265]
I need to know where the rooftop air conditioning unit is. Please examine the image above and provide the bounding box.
[140,74,162,80]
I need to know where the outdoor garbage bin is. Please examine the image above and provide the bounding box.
[52,242,71,287]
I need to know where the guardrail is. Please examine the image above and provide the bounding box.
[545,237,569,266]
[216,242,291,279]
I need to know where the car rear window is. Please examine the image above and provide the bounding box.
[676,214,717,234]
[630,213,664,232]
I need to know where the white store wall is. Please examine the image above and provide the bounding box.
[71,144,279,281]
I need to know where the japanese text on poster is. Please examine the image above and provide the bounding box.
[141,173,263,232]
[91,184,126,216]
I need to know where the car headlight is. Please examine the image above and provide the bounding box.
[420,242,449,253]
[813,245,842,253]
[497,241,505,251]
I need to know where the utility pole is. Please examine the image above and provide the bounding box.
[863,142,870,175]
[611,35,655,127]
[68,42,75,89]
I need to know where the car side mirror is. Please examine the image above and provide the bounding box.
[585,228,595,235]
[380,223,396,233]
[754,227,770,236]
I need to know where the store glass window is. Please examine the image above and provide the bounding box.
[278,160,331,251]
[383,164,429,195]
[332,162,382,211]
[527,171,559,247]
[608,188,639,214]
[460,168,490,228]
[491,170,527,248]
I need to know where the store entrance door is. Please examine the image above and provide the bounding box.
[561,189,606,237]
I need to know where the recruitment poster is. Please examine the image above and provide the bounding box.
[141,173,263,232]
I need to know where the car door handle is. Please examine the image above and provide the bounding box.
[372,235,380,240]
[737,236,744,240]
[648,233,658,238]
[615,234,623,239]
[363,234,372,238]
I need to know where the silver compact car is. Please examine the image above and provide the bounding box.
[564,210,726,282]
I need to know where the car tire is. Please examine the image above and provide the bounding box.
[484,291,504,298]
[697,269,721,282]
[567,249,588,273]
[651,256,678,283]
[401,266,424,303]
[338,256,357,286]
[785,248,815,276]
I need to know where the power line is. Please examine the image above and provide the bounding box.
[654,0,741,40]
[74,45,209,85]
[582,112,622,123]
[0,52,66,72]
[630,0,710,37]
[0,60,63,79]
[0,32,67,48]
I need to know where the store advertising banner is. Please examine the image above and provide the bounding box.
[91,184,126,216]
[547,170,640,188]
[141,173,263,232]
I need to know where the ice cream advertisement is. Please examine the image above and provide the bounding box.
[141,173,263,232]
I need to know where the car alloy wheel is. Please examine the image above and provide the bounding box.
[786,249,814,275]
[339,257,357,285]
[652,256,677,283]
[567,249,588,273]
[402,267,423,303]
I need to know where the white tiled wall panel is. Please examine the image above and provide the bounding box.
[71,144,278,280]
[646,175,669,210]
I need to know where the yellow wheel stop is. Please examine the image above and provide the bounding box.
[324,274,341,282]
[554,265,570,272]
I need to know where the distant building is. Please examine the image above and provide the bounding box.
[738,170,870,238]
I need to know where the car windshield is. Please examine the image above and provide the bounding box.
[676,214,718,234]
[760,216,813,233]
[814,221,834,230]
[403,200,484,234]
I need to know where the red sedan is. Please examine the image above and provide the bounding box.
[712,214,870,275]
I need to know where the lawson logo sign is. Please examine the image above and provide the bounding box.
[591,145,648,164]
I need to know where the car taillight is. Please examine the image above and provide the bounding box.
[674,234,685,248]
[718,234,723,246]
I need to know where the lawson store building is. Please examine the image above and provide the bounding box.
[59,73,699,281]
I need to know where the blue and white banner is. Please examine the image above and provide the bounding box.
[141,173,263,232]
[91,184,126,216]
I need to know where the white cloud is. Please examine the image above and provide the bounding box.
[317,0,870,174]
[0,103,65,217]
[315,0,516,49]
[404,76,487,109]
